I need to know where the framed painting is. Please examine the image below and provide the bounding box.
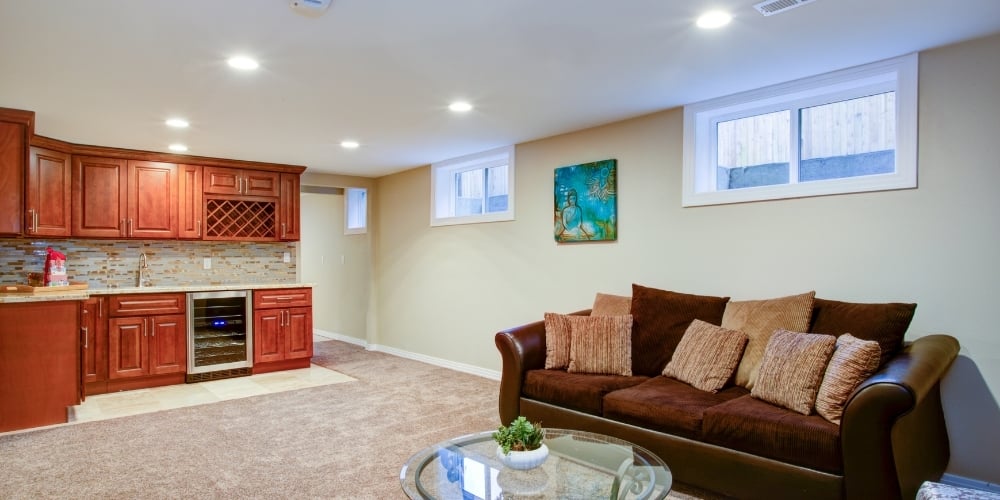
[554,159,617,243]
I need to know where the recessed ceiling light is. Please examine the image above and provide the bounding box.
[448,101,473,112]
[696,10,732,29]
[227,56,259,70]
[168,144,188,152]
[165,118,189,128]
[340,140,360,149]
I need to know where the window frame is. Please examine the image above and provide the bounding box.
[682,53,918,207]
[344,187,367,235]
[430,145,515,226]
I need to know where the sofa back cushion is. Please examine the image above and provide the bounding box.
[544,312,573,369]
[591,292,631,316]
[809,298,916,367]
[722,291,816,389]
[662,320,748,393]
[629,284,730,377]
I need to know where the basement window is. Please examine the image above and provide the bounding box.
[431,145,515,226]
[345,187,367,235]
[682,53,918,206]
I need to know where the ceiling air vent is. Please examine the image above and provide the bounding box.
[753,0,817,16]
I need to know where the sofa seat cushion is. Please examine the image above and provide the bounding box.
[702,395,842,474]
[603,376,749,440]
[523,369,649,416]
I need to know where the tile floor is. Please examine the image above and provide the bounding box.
[68,335,355,425]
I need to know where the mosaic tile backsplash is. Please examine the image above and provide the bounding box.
[0,239,297,288]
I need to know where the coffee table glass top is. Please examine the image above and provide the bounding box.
[400,428,672,499]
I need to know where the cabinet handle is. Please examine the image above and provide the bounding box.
[151,321,155,337]
[196,220,202,237]
[281,223,286,238]
[120,219,126,237]
[274,296,294,301]
[128,219,133,237]
[82,326,89,349]
[143,318,147,337]
[98,297,103,318]
[27,209,37,233]
[33,210,38,232]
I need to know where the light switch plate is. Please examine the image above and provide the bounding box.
[203,257,211,270]
[283,252,291,263]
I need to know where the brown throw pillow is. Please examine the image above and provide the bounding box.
[544,313,573,369]
[815,334,881,425]
[567,315,633,376]
[591,293,631,316]
[751,329,837,415]
[662,319,748,393]
[629,284,730,376]
[722,291,816,389]
[809,298,916,367]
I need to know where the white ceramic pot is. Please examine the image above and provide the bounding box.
[496,443,549,470]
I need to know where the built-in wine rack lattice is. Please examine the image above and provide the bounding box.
[204,199,276,240]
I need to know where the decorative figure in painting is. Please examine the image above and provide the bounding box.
[554,159,617,243]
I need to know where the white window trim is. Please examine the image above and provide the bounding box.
[344,187,367,235]
[430,145,515,226]
[682,53,918,207]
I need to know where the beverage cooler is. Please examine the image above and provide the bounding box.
[186,291,253,382]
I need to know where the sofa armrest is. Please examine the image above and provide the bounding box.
[495,309,590,425]
[841,334,960,500]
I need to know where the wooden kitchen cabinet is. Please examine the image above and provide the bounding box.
[107,293,186,389]
[278,173,300,241]
[253,288,312,373]
[204,166,279,197]
[72,157,177,238]
[0,300,80,432]
[80,296,109,396]
[178,164,203,239]
[26,146,72,237]
[0,108,31,236]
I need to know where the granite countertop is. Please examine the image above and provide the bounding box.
[0,283,314,304]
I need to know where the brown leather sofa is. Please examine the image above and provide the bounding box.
[495,313,960,500]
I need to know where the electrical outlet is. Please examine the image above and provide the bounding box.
[203,257,212,270]
[283,252,291,263]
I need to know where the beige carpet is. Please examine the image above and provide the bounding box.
[0,341,710,499]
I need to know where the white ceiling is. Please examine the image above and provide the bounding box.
[2,0,999,177]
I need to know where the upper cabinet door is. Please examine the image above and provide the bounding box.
[26,146,72,237]
[278,173,299,241]
[127,160,177,239]
[73,156,128,238]
[204,166,279,197]
[0,121,26,236]
[178,164,203,239]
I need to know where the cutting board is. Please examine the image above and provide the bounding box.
[0,282,89,294]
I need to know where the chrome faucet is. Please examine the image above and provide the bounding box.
[138,252,150,287]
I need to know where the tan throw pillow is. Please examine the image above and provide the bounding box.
[662,319,748,393]
[591,293,631,316]
[815,334,881,425]
[544,313,573,369]
[567,315,633,376]
[722,291,816,389]
[751,329,836,415]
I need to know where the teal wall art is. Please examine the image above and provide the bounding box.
[553,159,617,243]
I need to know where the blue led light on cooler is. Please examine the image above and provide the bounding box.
[213,320,227,327]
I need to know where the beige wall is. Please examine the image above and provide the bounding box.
[372,33,1000,483]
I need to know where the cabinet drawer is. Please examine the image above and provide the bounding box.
[109,293,185,316]
[253,288,311,309]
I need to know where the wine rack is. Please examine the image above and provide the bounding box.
[204,198,276,240]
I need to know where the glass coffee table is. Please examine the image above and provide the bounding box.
[400,428,672,499]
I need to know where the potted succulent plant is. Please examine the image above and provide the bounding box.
[493,416,548,470]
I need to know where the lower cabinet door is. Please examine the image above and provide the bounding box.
[285,307,313,360]
[108,317,147,379]
[148,314,186,375]
[254,309,284,363]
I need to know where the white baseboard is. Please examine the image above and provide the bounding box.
[313,329,366,347]
[312,330,500,380]
[940,473,1000,493]
[367,343,500,381]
